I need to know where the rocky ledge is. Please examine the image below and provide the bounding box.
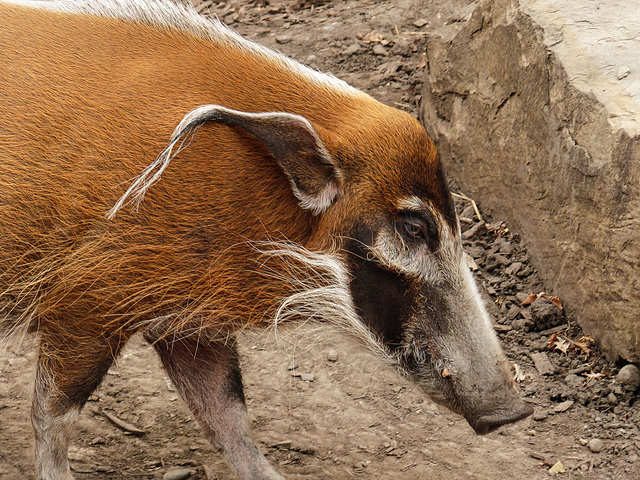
[422,0,640,362]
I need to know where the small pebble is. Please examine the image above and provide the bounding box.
[530,300,564,331]
[617,66,631,80]
[553,400,574,414]
[531,338,549,351]
[413,18,428,28]
[505,262,522,276]
[588,438,604,453]
[530,352,555,375]
[499,241,514,255]
[548,460,565,475]
[275,35,291,44]
[506,305,521,320]
[532,409,548,421]
[372,45,389,56]
[163,469,192,480]
[564,374,582,388]
[287,361,298,371]
[512,318,529,331]
[494,324,513,333]
[70,464,95,474]
[327,349,339,362]
[343,43,361,56]
[300,373,315,382]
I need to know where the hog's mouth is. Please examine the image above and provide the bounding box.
[400,352,534,435]
[467,403,534,435]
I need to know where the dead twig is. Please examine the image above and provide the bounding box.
[451,192,483,222]
[101,409,146,436]
[557,333,593,356]
[401,463,417,472]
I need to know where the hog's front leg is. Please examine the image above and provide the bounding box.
[147,333,284,480]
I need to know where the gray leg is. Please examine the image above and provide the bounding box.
[31,332,126,480]
[149,334,284,480]
[32,360,77,480]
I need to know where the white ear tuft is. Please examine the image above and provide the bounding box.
[107,104,342,218]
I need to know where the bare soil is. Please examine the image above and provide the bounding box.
[1,1,639,479]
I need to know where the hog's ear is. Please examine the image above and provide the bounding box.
[149,107,341,215]
[108,105,343,219]
[213,107,342,215]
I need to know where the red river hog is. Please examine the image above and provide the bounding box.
[0,1,533,479]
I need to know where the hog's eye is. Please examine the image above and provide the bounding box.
[401,217,429,240]
[396,211,439,251]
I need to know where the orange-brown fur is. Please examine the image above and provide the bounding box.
[0,1,448,412]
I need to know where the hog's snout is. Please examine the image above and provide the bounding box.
[468,401,534,435]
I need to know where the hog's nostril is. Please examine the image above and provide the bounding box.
[472,403,534,435]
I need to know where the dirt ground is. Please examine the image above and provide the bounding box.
[1,1,639,479]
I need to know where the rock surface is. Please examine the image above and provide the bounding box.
[617,364,640,390]
[421,0,640,362]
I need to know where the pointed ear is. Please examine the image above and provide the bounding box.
[213,107,342,215]
[108,105,343,219]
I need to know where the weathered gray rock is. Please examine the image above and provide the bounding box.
[552,400,574,414]
[617,364,640,390]
[300,372,315,382]
[529,299,564,332]
[422,0,640,362]
[588,438,604,454]
[163,468,192,480]
[530,352,555,376]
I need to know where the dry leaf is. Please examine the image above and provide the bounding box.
[559,333,592,356]
[572,335,594,355]
[549,333,593,358]
[513,362,526,383]
[520,293,540,306]
[552,337,570,355]
[583,371,605,385]
[520,292,563,309]
[543,294,563,310]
